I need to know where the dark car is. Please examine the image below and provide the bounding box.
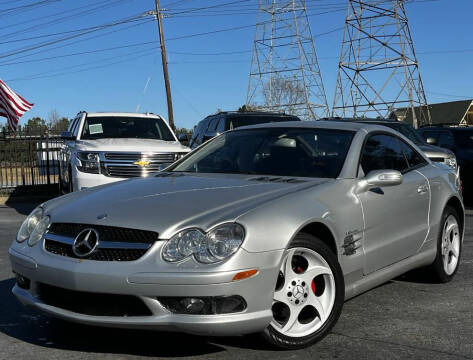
[322,118,458,170]
[418,126,473,201]
[189,111,301,148]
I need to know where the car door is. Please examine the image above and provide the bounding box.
[357,133,430,274]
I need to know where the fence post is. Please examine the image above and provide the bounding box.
[45,130,50,185]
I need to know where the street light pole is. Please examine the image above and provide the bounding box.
[153,0,175,131]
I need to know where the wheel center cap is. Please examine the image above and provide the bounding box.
[287,279,309,305]
[293,285,304,299]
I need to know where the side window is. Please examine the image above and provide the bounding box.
[207,117,218,133]
[190,121,204,147]
[361,134,409,174]
[437,131,455,150]
[67,119,76,132]
[399,140,427,169]
[216,116,226,133]
[72,116,81,136]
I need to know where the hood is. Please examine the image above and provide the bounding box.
[76,138,190,153]
[45,174,328,238]
[418,143,454,159]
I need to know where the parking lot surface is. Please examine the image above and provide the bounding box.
[0,202,472,360]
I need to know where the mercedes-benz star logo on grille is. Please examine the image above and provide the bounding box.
[73,228,100,258]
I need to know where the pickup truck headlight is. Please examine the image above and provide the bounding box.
[162,223,245,264]
[76,152,100,173]
[445,156,457,170]
[16,207,50,246]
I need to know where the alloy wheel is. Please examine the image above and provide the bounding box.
[271,247,336,338]
[442,215,461,275]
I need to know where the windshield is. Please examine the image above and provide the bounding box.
[81,116,175,141]
[381,123,426,145]
[229,116,300,129]
[170,128,354,178]
[454,129,473,148]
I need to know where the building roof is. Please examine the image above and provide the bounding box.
[391,99,473,126]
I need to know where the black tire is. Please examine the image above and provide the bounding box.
[263,232,345,349]
[426,206,462,283]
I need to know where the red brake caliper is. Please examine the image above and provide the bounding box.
[311,280,316,294]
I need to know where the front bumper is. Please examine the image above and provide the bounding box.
[72,169,126,192]
[9,242,282,336]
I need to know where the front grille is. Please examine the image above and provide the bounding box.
[105,165,163,178]
[48,223,159,243]
[104,152,175,162]
[38,283,152,317]
[45,239,148,261]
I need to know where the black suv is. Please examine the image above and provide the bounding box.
[323,117,457,170]
[418,126,473,201]
[189,111,301,148]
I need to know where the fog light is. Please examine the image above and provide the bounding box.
[14,272,30,290]
[180,298,206,314]
[157,295,247,315]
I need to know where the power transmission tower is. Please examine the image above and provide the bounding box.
[332,0,431,128]
[246,0,329,120]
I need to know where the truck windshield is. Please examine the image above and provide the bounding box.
[81,116,175,141]
[170,128,354,178]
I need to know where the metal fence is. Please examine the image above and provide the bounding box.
[0,127,63,191]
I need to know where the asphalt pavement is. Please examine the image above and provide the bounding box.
[0,202,472,360]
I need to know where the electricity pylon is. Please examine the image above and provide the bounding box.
[246,0,329,120]
[332,0,431,128]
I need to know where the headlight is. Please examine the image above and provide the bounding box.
[27,215,50,246]
[162,223,245,264]
[445,156,457,170]
[76,151,100,173]
[17,207,43,243]
[174,153,187,161]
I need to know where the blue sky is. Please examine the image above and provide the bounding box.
[1,0,472,130]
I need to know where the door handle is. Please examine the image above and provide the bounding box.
[417,185,428,194]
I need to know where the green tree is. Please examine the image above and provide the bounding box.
[26,117,46,128]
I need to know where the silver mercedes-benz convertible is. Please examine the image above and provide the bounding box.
[9,121,464,349]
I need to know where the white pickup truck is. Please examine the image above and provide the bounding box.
[59,112,190,192]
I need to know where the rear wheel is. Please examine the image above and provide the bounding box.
[427,206,462,282]
[263,233,344,349]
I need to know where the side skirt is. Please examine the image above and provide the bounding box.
[344,248,436,300]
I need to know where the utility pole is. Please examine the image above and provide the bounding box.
[153,0,175,131]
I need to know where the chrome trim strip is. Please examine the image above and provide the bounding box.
[44,234,152,250]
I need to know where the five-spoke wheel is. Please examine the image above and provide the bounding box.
[264,233,344,349]
[428,205,462,283]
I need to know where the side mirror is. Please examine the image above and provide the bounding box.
[177,133,189,145]
[357,170,403,193]
[426,137,437,145]
[61,131,76,141]
[202,130,218,142]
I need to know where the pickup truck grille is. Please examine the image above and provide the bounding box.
[104,164,163,178]
[104,152,175,162]
[101,152,182,178]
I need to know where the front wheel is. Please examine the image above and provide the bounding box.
[263,233,344,349]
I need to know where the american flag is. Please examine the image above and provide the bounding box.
[0,79,34,132]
